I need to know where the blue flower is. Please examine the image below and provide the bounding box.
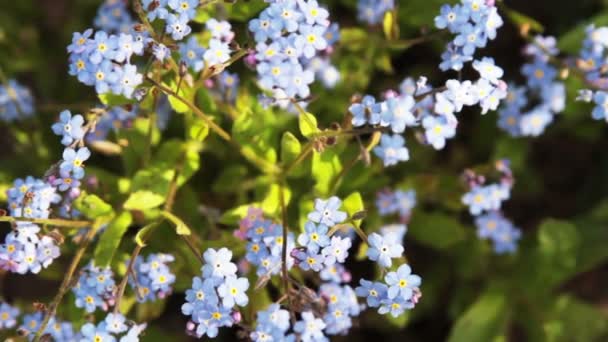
[166,13,192,40]
[298,221,330,252]
[373,134,410,166]
[114,64,143,98]
[422,115,456,150]
[143,0,169,21]
[521,59,556,89]
[308,196,348,227]
[184,276,219,310]
[89,31,118,64]
[473,57,504,84]
[67,29,93,54]
[349,95,382,127]
[367,232,404,267]
[394,190,416,218]
[592,91,608,121]
[206,19,233,40]
[51,110,85,146]
[294,311,327,342]
[385,264,421,300]
[492,223,522,254]
[322,236,351,265]
[105,313,128,334]
[60,147,91,179]
[0,302,19,329]
[203,39,231,66]
[380,96,417,133]
[378,296,414,317]
[295,249,325,272]
[168,0,198,20]
[114,33,144,63]
[202,248,237,279]
[434,4,469,32]
[249,13,275,42]
[520,108,553,137]
[179,37,205,72]
[80,322,116,342]
[217,275,250,308]
[453,23,487,56]
[355,279,387,307]
[295,25,328,58]
[299,0,329,25]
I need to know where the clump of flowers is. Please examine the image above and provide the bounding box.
[67,28,144,98]
[182,247,250,338]
[461,159,522,253]
[248,0,340,109]
[72,263,117,313]
[498,35,565,137]
[434,0,503,71]
[129,253,176,302]
[80,313,147,341]
[0,79,35,122]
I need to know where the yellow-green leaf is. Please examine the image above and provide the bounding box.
[93,212,133,267]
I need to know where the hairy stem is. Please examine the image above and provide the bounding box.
[33,219,104,341]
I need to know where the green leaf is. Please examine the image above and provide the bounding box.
[98,93,132,106]
[187,118,209,142]
[311,149,342,197]
[407,211,467,249]
[339,27,368,51]
[298,112,319,138]
[535,219,580,287]
[343,192,364,228]
[280,132,301,164]
[160,211,191,236]
[448,287,508,342]
[123,190,165,211]
[165,81,194,114]
[544,295,608,342]
[93,212,132,267]
[261,184,291,217]
[74,193,114,219]
[558,13,608,53]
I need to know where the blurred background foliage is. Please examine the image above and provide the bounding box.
[1,0,608,341]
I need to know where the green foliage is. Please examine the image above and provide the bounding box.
[93,212,133,267]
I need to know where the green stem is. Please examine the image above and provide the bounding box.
[0,216,91,228]
[33,219,104,341]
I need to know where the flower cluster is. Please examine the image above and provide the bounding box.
[80,313,147,342]
[248,0,340,108]
[94,0,135,34]
[143,0,199,40]
[357,0,395,25]
[461,159,522,253]
[498,35,565,137]
[351,57,507,167]
[0,79,35,122]
[67,28,144,98]
[293,197,352,273]
[178,18,235,73]
[129,253,176,302]
[376,189,416,220]
[182,248,250,338]
[434,0,503,71]
[72,263,117,313]
[19,312,76,341]
[356,264,422,318]
[250,303,291,341]
[237,207,296,277]
[575,26,608,122]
